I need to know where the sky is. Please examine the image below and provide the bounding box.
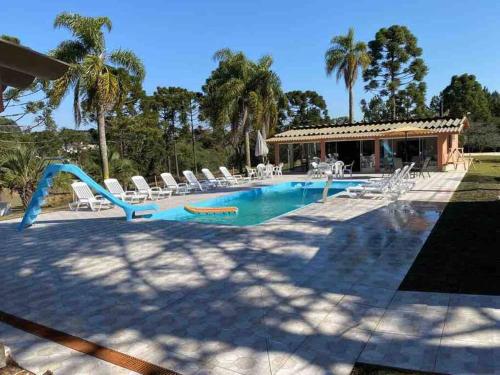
[3,0,500,128]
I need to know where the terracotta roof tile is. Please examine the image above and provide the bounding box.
[267,117,468,143]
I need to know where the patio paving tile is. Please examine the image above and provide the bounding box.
[377,308,447,338]
[320,301,386,332]
[341,285,396,308]
[2,171,489,375]
[358,332,440,373]
[443,305,500,344]
[435,338,500,375]
[276,328,370,375]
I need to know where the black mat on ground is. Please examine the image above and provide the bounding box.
[399,200,500,295]
[351,362,446,374]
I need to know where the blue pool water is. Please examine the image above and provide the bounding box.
[149,180,362,226]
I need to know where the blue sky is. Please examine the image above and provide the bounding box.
[3,0,500,128]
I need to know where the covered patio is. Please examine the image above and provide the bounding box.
[267,117,469,173]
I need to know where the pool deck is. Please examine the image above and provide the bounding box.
[1,171,499,374]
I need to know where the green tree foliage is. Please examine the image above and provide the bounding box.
[484,88,500,117]
[49,12,145,179]
[363,25,428,119]
[152,87,194,176]
[325,28,370,123]
[0,34,20,44]
[0,146,47,208]
[201,49,283,168]
[441,74,490,121]
[360,96,389,122]
[281,90,329,128]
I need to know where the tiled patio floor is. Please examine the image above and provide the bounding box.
[1,171,498,374]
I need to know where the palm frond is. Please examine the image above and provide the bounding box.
[109,49,145,81]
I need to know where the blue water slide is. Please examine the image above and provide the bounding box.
[18,163,159,231]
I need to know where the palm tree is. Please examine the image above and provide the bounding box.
[48,13,145,179]
[325,28,370,123]
[211,49,257,167]
[0,146,47,208]
[252,55,284,138]
[204,49,283,167]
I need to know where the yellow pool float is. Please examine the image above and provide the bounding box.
[184,205,238,215]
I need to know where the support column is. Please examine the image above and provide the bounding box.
[320,141,326,161]
[374,139,381,173]
[274,143,280,165]
[437,134,448,171]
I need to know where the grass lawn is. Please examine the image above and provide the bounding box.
[399,155,500,295]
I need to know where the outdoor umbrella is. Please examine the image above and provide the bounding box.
[382,126,431,163]
[0,38,69,112]
[255,130,269,162]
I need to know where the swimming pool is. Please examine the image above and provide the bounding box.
[148,180,362,226]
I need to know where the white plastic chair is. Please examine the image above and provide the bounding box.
[183,170,214,191]
[343,161,355,178]
[70,181,114,211]
[131,176,172,200]
[310,162,321,178]
[256,163,266,179]
[104,178,147,204]
[273,163,283,176]
[219,166,246,185]
[246,166,257,180]
[202,168,227,187]
[334,161,345,178]
[265,164,274,178]
[160,172,190,194]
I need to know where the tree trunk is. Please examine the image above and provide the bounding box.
[245,130,251,167]
[174,140,179,178]
[391,93,396,120]
[97,107,109,179]
[241,106,251,168]
[164,128,170,172]
[348,85,354,123]
[190,100,197,173]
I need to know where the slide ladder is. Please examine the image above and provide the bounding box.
[19,163,159,231]
[446,147,468,170]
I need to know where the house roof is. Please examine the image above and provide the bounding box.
[266,117,469,143]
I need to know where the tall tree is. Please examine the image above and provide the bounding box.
[49,12,145,179]
[201,49,282,167]
[325,28,370,123]
[251,55,284,138]
[363,25,428,119]
[152,87,193,176]
[441,74,490,121]
[282,90,329,128]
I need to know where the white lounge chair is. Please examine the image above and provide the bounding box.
[183,170,214,191]
[70,181,114,211]
[0,202,11,217]
[131,176,172,200]
[160,172,190,195]
[219,166,247,185]
[202,168,227,187]
[396,162,416,192]
[347,168,403,198]
[104,178,147,204]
